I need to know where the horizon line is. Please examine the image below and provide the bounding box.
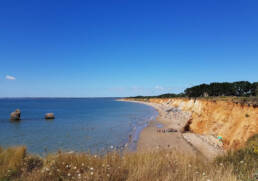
[0,96,124,99]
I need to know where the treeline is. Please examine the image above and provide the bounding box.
[184,81,258,97]
[131,93,184,99]
[130,81,258,98]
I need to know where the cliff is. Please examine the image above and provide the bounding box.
[132,98,258,150]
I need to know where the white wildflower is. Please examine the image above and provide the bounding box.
[68,173,71,177]
[90,172,94,175]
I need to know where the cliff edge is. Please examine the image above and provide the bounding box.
[129,97,258,150]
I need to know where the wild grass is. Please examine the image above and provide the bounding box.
[14,150,237,181]
[0,135,257,181]
[215,134,258,181]
[0,146,26,179]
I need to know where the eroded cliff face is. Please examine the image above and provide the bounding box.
[141,98,258,150]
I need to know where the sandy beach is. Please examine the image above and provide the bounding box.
[121,99,225,161]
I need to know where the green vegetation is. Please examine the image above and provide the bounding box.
[215,134,258,181]
[184,81,257,97]
[130,81,258,102]
[131,93,183,99]
[0,135,257,181]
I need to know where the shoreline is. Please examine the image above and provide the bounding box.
[117,99,159,152]
[120,99,225,160]
[121,100,197,155]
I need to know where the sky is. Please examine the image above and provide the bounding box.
[0,0,258,97]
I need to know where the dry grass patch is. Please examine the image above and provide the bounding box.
[0,146,26,179]
[16,150,237,181]
[2,139,257,181]
[215,134,258,181]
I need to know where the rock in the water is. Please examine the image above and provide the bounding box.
[10,109,21,121]
[45,113,55,120]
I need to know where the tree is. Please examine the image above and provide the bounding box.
[251,82,258,96]
[184,81,254,97]
[232,81,252,96]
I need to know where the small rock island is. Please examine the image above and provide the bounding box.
[45,113,55,120]
[10,109,21,121]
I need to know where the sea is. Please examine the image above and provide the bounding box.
[0,98,157,155]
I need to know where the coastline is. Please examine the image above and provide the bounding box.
[120,100,197,155]
[120,99,225,160]
[116,99,159,152]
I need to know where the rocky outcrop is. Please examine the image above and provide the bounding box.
[10,109,21,121]
[45,113,55,120]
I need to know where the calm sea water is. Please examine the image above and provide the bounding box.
[0,98,157,155]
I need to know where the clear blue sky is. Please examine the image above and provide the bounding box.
[0,0,257,97]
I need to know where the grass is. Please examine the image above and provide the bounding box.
[0,146,26,179]
[215,134,258,181]
[212,96,258,105]
[0,135,257,181]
